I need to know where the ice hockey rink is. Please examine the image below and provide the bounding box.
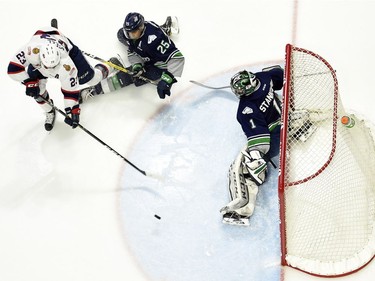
[1,0,375,280]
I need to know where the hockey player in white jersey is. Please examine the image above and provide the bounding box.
[220,66,284,226]
[7,27,114,131]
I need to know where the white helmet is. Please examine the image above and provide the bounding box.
[40,43,61,68]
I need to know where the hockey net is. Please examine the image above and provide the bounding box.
[278,44,375,277]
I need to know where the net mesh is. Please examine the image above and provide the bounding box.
[280,45,375,276]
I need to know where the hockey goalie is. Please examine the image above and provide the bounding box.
[220,66,284,226]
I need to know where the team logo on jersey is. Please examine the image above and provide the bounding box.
[148,35,157,44]
[69,67,76,76]
[32,48,40,54]
[242,107,253,114]
[63,64,71,71]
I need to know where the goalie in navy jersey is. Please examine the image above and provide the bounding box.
[220,65,284,226]
[81,12,185,100]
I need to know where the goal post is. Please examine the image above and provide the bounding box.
[278,44,375,277]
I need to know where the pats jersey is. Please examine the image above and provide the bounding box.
[117,21,184,77]
[7,27,80,108]
[236,67,284,155]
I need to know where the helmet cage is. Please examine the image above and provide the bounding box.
[230,70,258,98]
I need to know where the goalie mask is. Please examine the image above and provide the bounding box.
[230,70,259,98]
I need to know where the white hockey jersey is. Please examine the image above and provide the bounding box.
[8,27,80,108]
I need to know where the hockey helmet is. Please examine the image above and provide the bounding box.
[40,43,60,68]
[230,70,259,98]
[123,12,145,39]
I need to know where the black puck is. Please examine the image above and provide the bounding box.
[154,214,161,220]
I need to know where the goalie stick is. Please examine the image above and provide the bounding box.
[50,18,158,85]
[41,96,162,180]
[189,66,283,90]
[189,80,231,90]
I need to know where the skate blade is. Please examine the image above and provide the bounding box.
[170,16,180,35]
[222,217,250,226]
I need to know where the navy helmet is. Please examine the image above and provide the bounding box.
[123,12,145,39]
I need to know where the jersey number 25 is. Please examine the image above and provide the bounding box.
[157,40,170,54]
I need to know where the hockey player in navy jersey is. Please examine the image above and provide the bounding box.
[80,12,184,100]
[220,65,284,226]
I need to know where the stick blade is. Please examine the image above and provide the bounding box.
[146,171,164,182]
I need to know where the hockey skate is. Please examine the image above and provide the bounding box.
[44,101,56,131]
[79,86,97,103]
[161,16,179,36]
[222,212,250,226]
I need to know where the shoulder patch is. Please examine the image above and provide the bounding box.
[242,107,254,114]
[148,35,157,44]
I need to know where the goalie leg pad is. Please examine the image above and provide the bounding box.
[242,150,267,186]
[220,149,260,219]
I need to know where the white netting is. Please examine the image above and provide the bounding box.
[280,45,375,276]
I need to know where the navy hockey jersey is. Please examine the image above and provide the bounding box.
[117,21,184,77]
[236,67,284,155]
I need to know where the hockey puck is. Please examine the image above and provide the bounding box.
[154,214,161,220]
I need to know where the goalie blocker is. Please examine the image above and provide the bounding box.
[220,147,267,226]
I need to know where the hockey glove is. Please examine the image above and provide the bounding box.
[23,78,40,97]
[131,63,144,78]
[157,71,177,99]
[64,105,80,129]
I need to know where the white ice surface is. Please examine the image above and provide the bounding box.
[0,0,375,281]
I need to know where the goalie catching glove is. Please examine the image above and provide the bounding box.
[288,109,317,142]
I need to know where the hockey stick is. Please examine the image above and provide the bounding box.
[81,51,158,85]
[50,18,157,85]
[189,66,283,90]
[189,80,231,90]
[41,97,162,180]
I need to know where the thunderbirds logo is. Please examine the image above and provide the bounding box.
[242,107,253,114]
[148,35,157,44]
